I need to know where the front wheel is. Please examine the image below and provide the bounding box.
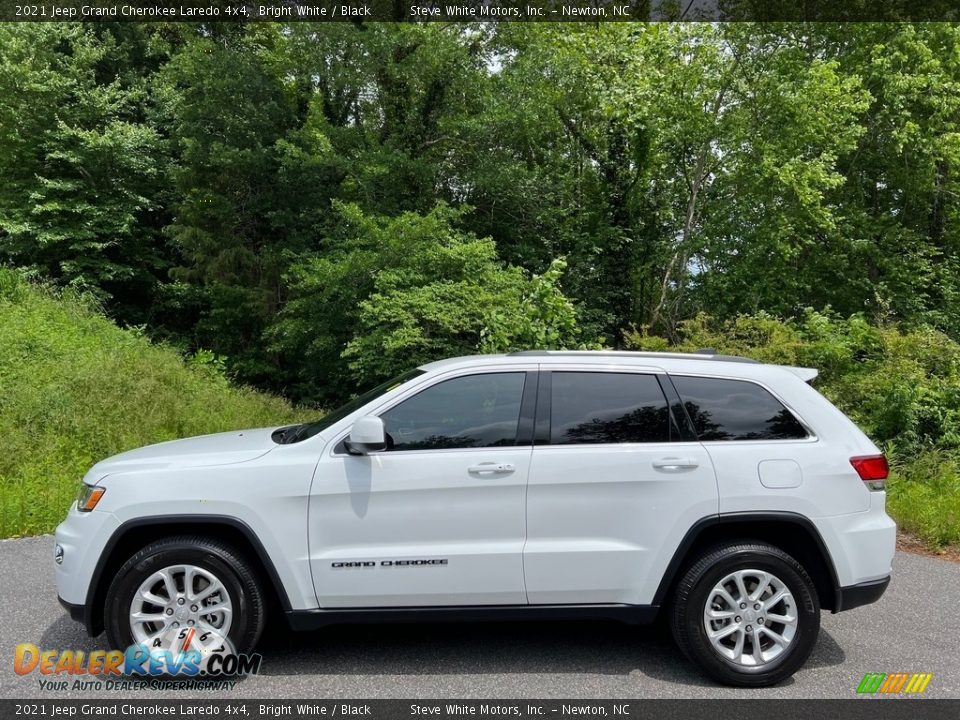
[670,541,820,687]
[104,536,266,656]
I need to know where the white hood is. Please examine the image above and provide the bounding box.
[85,427,279,482]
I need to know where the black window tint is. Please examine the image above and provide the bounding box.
[381,373,525,451]
[672,376,808,441]
[550,372,670,444]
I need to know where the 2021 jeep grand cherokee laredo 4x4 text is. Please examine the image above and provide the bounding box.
[55,350,895,686]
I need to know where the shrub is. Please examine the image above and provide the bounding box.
[276,203,598,393]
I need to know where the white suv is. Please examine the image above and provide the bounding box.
[55,351,895,686]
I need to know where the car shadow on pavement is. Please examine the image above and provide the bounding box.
[252,618,845,684]
[254,619,665,677]
[40,612,844,688]
[41,613,109,650]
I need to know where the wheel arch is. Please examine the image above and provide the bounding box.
[83,515,292,636]
[653,512,841,613]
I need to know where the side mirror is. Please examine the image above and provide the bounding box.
[345,415,386,455]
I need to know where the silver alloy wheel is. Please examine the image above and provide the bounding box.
[129,564,233,652]
[703,568,798,667]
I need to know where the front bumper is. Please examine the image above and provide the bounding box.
[57,595,86,625]
[55,506,119,636]
[835,575,890,612]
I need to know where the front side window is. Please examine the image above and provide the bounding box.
[380,372,526,451]
[671,375,808,441]
[550,372,670,444]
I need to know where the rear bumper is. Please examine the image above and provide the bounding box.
[813,491,896,589]
[834,575,890,613]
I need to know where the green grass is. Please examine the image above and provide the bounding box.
[0,270,311,537]
[888,451,960,549]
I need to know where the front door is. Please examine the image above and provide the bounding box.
[310,370,535,607]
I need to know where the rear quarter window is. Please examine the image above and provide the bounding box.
[671,375,808,441]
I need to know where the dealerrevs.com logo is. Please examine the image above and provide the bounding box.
[14,625,262,690]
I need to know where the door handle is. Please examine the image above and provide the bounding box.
[652,457,699,471]
[468,462,515,475]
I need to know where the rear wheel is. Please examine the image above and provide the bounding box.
[104,536,265,655]
[670,541,820,687]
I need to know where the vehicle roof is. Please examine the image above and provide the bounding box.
[418,350,818,382]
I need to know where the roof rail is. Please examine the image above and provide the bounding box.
[505,350,759,364]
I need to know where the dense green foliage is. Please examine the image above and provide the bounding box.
[272,203,595,394]
[627,313,960,547]
[5,23,960,404]
[3,22,960,547]
[0,269,307,537]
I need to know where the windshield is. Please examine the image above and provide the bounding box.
[276,368,426,444]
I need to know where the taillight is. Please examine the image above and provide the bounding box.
[850,454,889,491]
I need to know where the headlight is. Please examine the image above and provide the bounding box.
[76,484,105,512]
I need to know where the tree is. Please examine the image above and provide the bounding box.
[153,24,300,385]
[631,24,869,333]
[0,24,169,321]
[448,24,656,338]
[272,203,592,401]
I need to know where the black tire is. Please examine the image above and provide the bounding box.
[104,536,266,654]
[670,541,820,687]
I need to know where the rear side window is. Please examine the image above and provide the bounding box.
[671,376,808,441]
[550,372,670,444]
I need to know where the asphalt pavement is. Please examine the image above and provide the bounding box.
[1,535,957,699]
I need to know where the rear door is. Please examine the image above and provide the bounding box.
[524,367,718,605]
